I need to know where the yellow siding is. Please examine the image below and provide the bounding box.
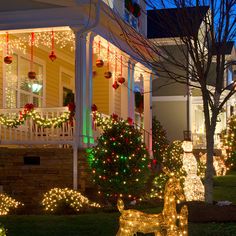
[92,55,110,115]
[34,46,74,107]
[114,87,121,116]
[0,53,3,108]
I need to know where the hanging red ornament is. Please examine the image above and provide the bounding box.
[4,56,13,64]
[93,71,97,77]
[28,71,36,80]
[96,40,104,68]
[49,30,57,61]
[104,71,112,79]
[96,59,104,67]
[117,75,125,84]
[112,81,119,90]
[49,51,57,62]
[91,104,98,112]
[28,32,36,80]
[104,43,112,79]
[4,32,12,64]
[117,55,125,84]
[127,117,133,125]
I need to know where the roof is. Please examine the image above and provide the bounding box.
[212,41,235,55]
[147,6,209,39]
[0,0,62,12]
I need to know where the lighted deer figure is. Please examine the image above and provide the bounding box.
[116,176,188,236]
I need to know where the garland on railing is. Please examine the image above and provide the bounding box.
[0,103,75,128]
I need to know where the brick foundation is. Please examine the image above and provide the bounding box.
[0,147,93,213]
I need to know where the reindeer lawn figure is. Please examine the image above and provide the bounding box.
[116,176,188,236]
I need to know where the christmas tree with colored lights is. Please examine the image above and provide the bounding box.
[87,113,150,200]
[152,117,169,167]
[222,116,236,170]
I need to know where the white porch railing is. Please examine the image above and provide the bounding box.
[0,108,151,149]
[0,107,74,145]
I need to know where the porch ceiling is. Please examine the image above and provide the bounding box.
[0,0,63,12]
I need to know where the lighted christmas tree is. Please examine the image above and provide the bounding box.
[152,117,169,167]
[149,140,186,199]
[87,113,150,199]
[222,116,236,170]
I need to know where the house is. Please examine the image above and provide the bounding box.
[0,0,153,209]
[147,6,236,148]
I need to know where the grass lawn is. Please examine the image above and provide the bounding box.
[1,214,236,236]
[0,171,236,236]
[213,171,236,204]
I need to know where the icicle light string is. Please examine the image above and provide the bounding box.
[0,31,154,77]
[30,32,34,72]
[6,32,9,55]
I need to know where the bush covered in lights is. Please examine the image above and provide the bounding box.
[152,117,169,167]
[88,112,150,200]
[148,140,186,199]
[0,193,23,215]
[42,188,101,214]
[222,116,236,170]
[0,224,6,236]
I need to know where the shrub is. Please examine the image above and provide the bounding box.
[0,224,6,236]
[0,193,23,215]
[148,140,185,199]
[42,188,101,214]
[222,116,236,170]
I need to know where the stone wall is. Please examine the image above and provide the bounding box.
[0,147,92,212]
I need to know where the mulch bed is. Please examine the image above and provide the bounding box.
[179,202,236,222]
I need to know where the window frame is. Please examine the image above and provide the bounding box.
[3,50,46,108]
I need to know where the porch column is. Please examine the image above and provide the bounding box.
[72,28,90,190]
[121,57,129,119]
[128,60,135,120]
[144,72,153,153]
[86,32,95,145]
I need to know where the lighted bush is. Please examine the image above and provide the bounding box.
[0,193,23,215]
[222,117,236,170]
[42,188,101,213]
[148,140,186,199]
[0,224,6,236]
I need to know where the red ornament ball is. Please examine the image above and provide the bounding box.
[28,71,36,80]
[104,71,112,79]
[4,56,13,64]
[49,51,57,61]
[117,76,125,84]
[112,81,119,90]
[91,104,98,112]
[93,71,97,77]
[96,59,104,67]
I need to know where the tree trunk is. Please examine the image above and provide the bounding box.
[204,127,215,203]
[204,111,218,204]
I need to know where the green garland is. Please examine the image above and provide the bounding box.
[0,104,73,129]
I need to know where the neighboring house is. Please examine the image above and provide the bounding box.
[0,0,153,208]
[147,6,236,148]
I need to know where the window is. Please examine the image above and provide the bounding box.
[103,0,113,8]
[227,66,233,85]
[4,53,44,108]
[124,0,141,31]
[60,69,74,106]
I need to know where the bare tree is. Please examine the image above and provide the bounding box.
[108,0,236,203]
